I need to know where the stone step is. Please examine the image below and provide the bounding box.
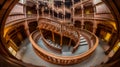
[80,40,86,43]
[80,41,88,46]
[80,39,86,42]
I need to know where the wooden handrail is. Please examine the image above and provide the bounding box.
[30,28,98,65]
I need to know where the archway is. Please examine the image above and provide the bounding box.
[28,21,38,33]
[84,21,93,32]
[5,25,27,56]
[74,20,81,28]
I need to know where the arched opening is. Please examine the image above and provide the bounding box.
[84,21,93,32]
[74,7,82,16]
[95,23,117,51]
[5,25,27,56]
[96,23,115,42]
[28,21,38,33]
[74,20,81,28]
[84,3,94,14]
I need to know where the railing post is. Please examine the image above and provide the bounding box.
[52,32,55,42]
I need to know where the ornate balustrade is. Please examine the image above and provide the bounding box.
[84,14,94,18]
[6,14,25,24]
[5,14,37,25]
[41,15,71,24]
[5,15,37,29]
[95,13,114,21]
[73,14,94,18]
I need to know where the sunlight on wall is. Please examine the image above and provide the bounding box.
[86,10,90,14]
[113,42,120,52]
[27,11,32,14]
[8,46,17,56]
[4,26,13,37]
[104,33,111,42]
[110,22,117,30]
[108,42,120,57]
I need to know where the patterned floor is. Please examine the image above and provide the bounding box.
[16,39,108,67]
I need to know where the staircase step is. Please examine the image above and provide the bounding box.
[80,41,88,45]
[80,40,86,43]
[80,39,86,42]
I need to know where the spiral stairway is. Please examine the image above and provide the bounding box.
[29,17,98,65]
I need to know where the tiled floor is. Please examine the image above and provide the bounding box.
[16,39,108,67]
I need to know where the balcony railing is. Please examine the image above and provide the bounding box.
[5,14,37,26]
[74,14,94,18]
[84,14,94,18]
[27,14,37,18]
[6,14,25,24]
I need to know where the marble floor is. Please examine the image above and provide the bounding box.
[16,39,108,67]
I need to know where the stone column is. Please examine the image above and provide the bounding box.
[24,21,30,36]
[63,0,65,23]
[81,20,84,29]
[93,24,97,33]
[68,39,71,46]
[36,1,39,21]
[72,0,75,24]
[24,0,30,36]
[81,5,84,18]
[93,4,97,34]
[81,3,84,29]
[48,0,51,17]
[52,0,54,18]
[42,7,44,16]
